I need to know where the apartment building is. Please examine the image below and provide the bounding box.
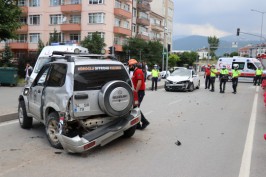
[0,0,174,61]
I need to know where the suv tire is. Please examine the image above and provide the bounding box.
[123,125,137,138]
[46,112,63,149]
[18,101,33,129]
[99,81,133,117]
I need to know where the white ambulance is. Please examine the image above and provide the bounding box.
[29,43,88,83]
[216,56,266,82]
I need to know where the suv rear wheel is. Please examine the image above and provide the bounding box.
[46,112,62,149]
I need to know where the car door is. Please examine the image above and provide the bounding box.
[192,70,199,86]
[28,65,51,120]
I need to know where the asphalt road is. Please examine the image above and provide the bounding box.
[0,79,266,177]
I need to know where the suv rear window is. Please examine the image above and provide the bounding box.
[74,65,131,91]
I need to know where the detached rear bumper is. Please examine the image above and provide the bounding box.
[56,108,141,153]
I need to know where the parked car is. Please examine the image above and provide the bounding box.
[18,52,141,153]
[164,68,200,91]
[160,70,171,79]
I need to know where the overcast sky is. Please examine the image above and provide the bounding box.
[173,0,266,39]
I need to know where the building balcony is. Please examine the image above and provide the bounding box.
[17,25,28,33]
[137,3,151,12]
[136,18,150,26]
[9,42,28,50]
[61,3,81,12]
[114,8,132,19]
[136,32,149,41]
[60,23,81,31]
[151,24,164,32]
[114,27,131,36]
[20,6,28,14]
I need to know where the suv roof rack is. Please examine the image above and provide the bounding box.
[51,51,117,60]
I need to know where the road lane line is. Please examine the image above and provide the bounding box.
[168,99,182,105]
[0,120,18,127]
[238,86,259,177]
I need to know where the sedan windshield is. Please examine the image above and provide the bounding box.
[171,69,191,76]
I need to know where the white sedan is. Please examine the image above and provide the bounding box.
[164,68,200,92]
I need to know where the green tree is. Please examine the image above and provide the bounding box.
[208,36,219,58]
[168,54,180,68]
[1,43,13,67]
[178,51,198,66]
[123,37,147,61]
[37,39,45,55]
[80,31,106,54]
[0,0,22,41]
[145,40,163,66]
[49,29,60,44]
[230,51,238,57]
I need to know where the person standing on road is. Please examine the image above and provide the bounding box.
[254,66,263,86]
[151,64,160,91]
[210,64,217,92]
[128,59,150,130]
[25,63,33,85]
[232,64,241,94]
[219,65,229,93]
[204,64,211,89]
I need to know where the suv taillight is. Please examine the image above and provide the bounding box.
[133,91,139,107]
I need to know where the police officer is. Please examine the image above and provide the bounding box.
[219,65,229,93]
[232,64,241,94]
[151,64,160,91]
[254,66,263,86]
[210,64,217,92]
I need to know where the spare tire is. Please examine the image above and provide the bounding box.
[99,81,133,117]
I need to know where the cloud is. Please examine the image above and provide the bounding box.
[173,23,231,38]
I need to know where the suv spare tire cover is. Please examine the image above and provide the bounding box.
[99,81,133,117]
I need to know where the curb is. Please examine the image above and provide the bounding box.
[0,113,18,123]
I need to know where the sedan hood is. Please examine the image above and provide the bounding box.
[167,75,190,82]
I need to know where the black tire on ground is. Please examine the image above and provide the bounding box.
[189,83,194,92]
[123,125,137,138]
[18,101,33,129]
[46,112,63,149]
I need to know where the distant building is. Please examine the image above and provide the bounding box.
[239,43,266,58]
[196,48,208,60]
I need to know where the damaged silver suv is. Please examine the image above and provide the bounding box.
[18,53,140,153]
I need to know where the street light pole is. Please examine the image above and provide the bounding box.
[251,9,266,54]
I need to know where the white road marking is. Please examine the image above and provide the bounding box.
[168,99,182,105]
[238,86,259,177]
[0,119,18,127]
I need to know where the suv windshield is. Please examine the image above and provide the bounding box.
[34,57,51,73]
[74,65,131,91]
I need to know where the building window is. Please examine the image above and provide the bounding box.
[88,32,105,39]
[29,33,40,43]
[70,33,81,42]
[18,34,27,43]
[50,0,63,6]
[88,13,105,24]
[29,15,40,25]
[133,8,137,17]
[115,18,121,27]
[20,17,27,24]
[29,0,40,7]
[70,15,81,24]
[50,14,63,25]
[49,32,63,42]
[132,24,136,33]
[18,0,27,6]
[89,0,104,4]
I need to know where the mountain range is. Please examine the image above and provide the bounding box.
[172,35,260,56]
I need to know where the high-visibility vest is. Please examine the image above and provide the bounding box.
[152,69,160,77]
[220,69,229,75]
[256,69,263,76]
[232,69,241,78]
[210,69,217,77]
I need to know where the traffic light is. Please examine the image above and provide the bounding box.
[108,46,116,54]
[167,44,171,52]
[236,28,240,36]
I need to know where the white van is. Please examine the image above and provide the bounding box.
[30,44,88,83]
[216,56,266,82]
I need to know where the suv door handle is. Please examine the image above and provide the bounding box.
[75,94,88,99]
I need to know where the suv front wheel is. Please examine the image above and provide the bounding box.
[46,112,63,149]
[18,101,33,129]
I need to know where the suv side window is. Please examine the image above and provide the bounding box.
[32,65,50,87]
[47,64,67,87]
